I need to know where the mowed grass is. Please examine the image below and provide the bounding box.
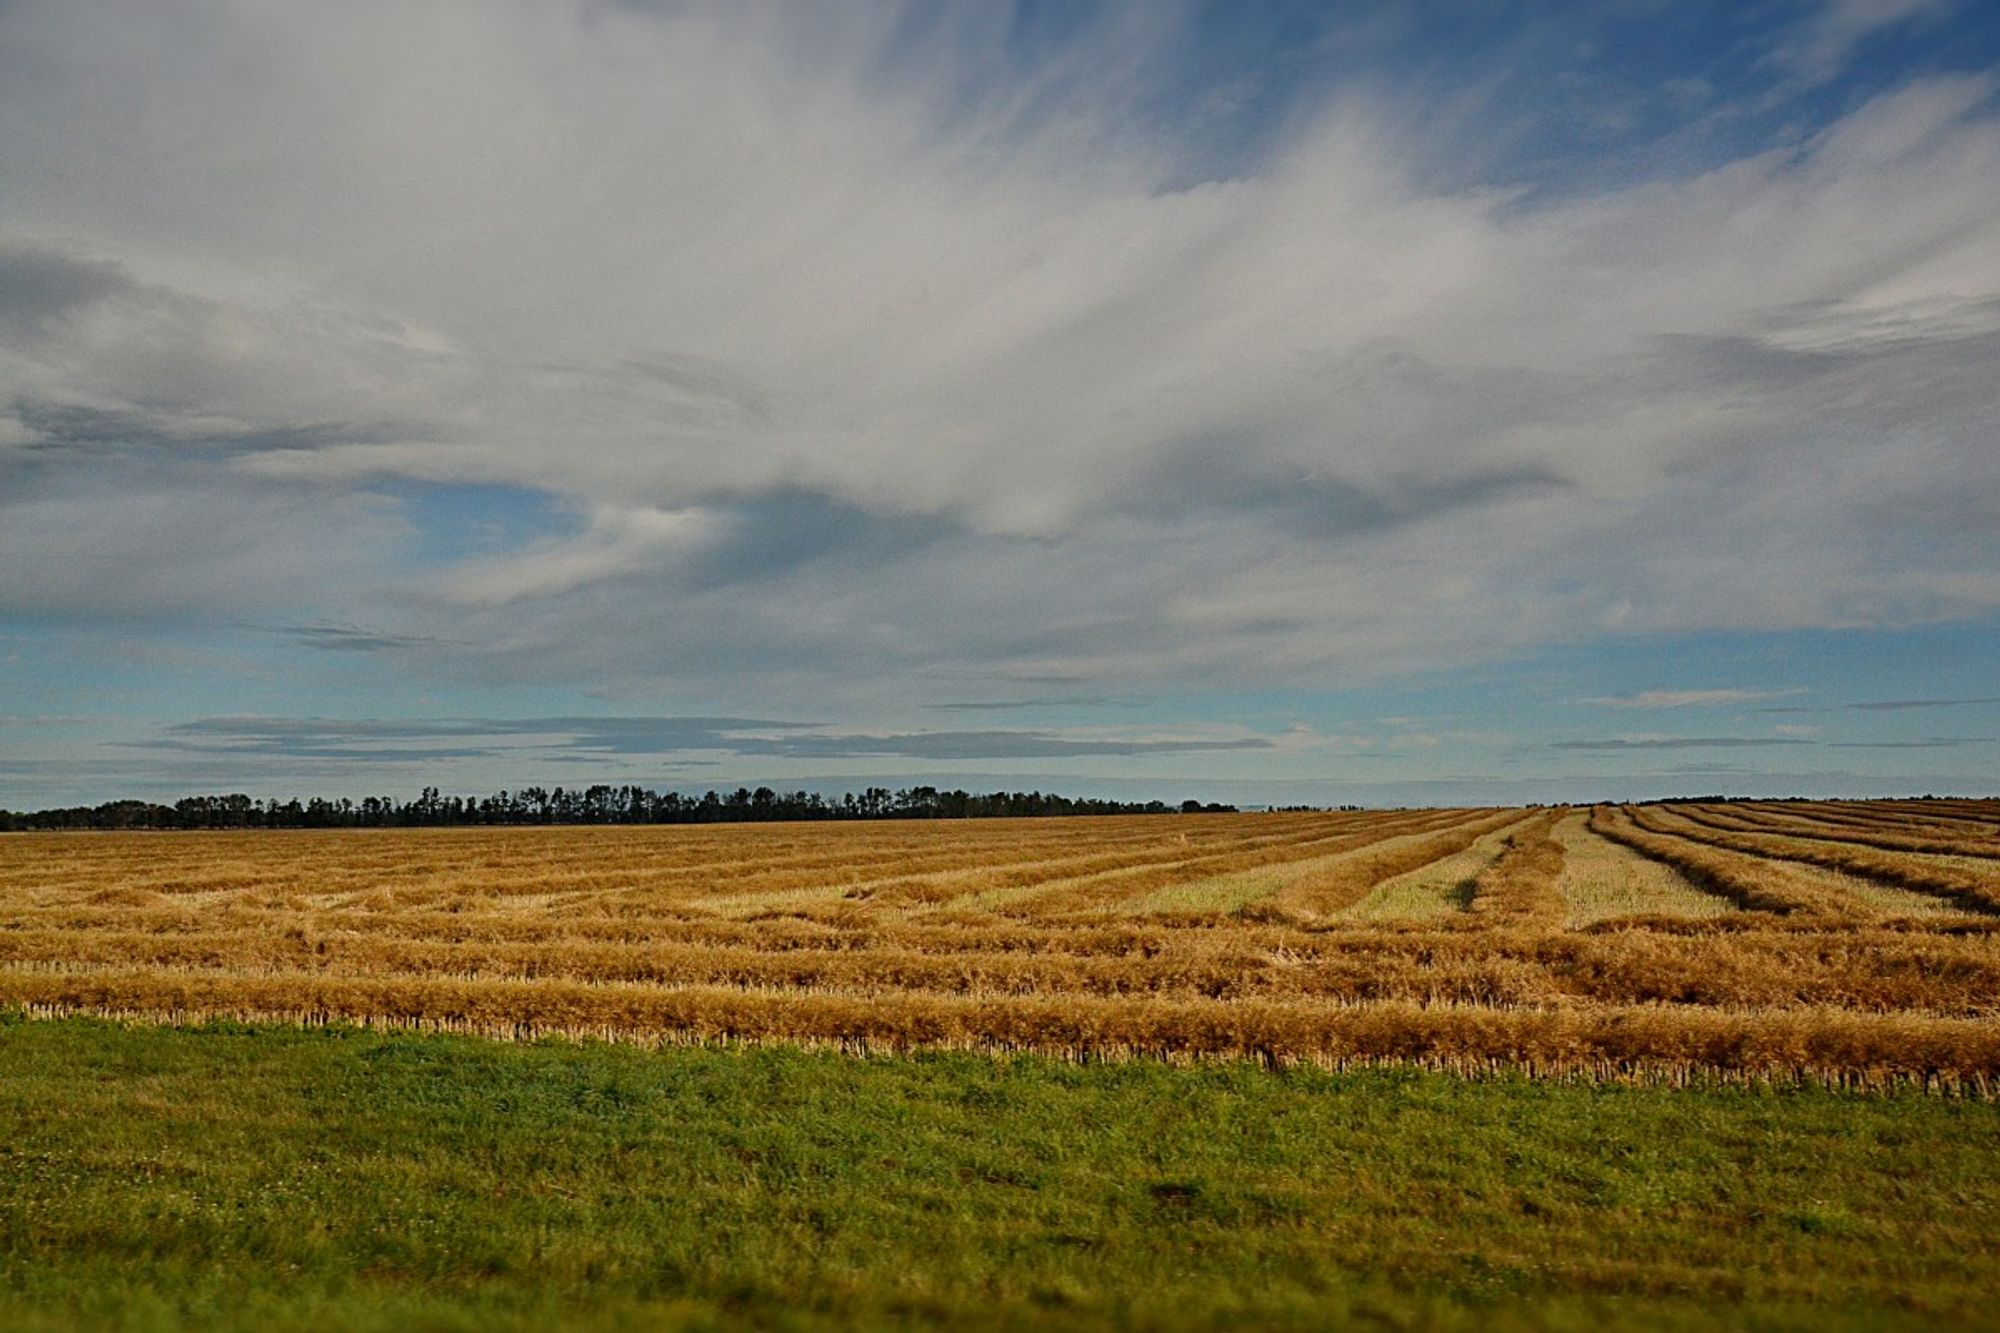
[3,1015,1998,1333]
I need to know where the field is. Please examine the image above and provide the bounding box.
[6,800,2000,1330]
[3,800,1999,1085]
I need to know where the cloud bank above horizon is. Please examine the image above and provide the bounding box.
[3,1,1999,804]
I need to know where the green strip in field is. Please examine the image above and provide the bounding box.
[1117,819,1473,917]
[1115,856,1328,916]
[1338,823,1518,922]
[1,1014,1996,1333]
[1551,814,1739,926]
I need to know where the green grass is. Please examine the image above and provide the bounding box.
[2,1014,1997,1331]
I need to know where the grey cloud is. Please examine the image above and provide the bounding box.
[681,489,960,589]
[13,753,1992,811]
[924,699,1114,712]
[1645,324,2000,441]
[0,461,407,620]
[728,731,1272,761]
[125,715,803,766]
[1747,294,2000,359]
[159,715,805,746]
[166,718,513,741]
[0,244,130,336]
[274,624,458,653]
[1129,429,1567,541]
[1550,737,1820,751]
[1846,697,2000,711]
[545,717,821,755]
[125,740,510,763]
[619,352,781,423]
[0,240,457,470]
[13,399,389,454]
[142,715,1268,765]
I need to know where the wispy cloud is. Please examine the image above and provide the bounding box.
[1585,688,1805,709]
[0,7,1994,708]
[1551,737,1819,751]
[134,715,1273,765]
[1762,0,1955,89]
[923,699,1113,712]
[273,624,458,653]
[1846,697,2000,711]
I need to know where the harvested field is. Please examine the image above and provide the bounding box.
[5,800,2000,1087]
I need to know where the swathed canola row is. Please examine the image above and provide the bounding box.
[2,800,1997,1087]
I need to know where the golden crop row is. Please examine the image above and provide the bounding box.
[3,922,1995,1011]
[3,971,1994,1090]
[1699,803,2000,858]
[1631,806,2000,915]
[5,802,1999,1083]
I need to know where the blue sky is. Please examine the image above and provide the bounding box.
[3,0,1998,807]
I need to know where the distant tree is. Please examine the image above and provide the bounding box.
[0,782,1237,831]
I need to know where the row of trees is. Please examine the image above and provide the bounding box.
[0,786,1239,831]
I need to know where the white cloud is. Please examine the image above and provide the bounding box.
[1586,689,1807,709]
[0,4,1996,709]
[1764,0,1955,88]
[433,505,713,607]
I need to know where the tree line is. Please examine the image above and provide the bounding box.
[0,785,1240,831]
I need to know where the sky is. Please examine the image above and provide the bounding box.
[3,0,1999,809]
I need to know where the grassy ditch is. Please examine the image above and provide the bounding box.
[2,1013,1996,1331]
